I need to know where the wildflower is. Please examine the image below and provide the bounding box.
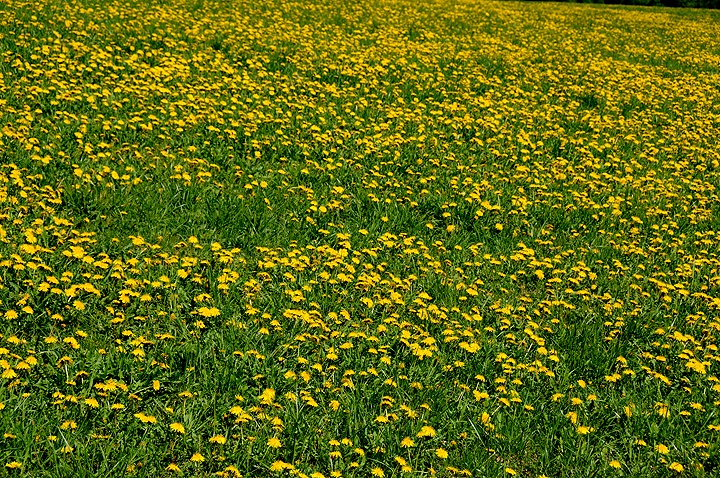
[197,307,220,317]
[190,453,205,462]
[170,423,185,434]
[267,437,282,448]
[134,413,157,424]
[417,425,437,438]
[473,391,489,400]
[400,437,415,448]
[436,448,448,458]
[60,421,77,430]
[260,388,275,404]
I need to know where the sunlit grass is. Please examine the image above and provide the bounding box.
[1,0,720,476]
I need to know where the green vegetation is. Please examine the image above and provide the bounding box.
[521,0,719,10]
[1,0,720,476]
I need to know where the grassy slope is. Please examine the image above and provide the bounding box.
[1,0,720,476]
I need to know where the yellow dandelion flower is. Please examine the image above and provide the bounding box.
[417,425,437,438]
[2,369,17,379]
[267,437,282,448]
[609,460,621,469]
[190,453,205,462]
[60,421,77,430]
[371,467,385,477]
[170,423,186,434]
[5,462,22,469]
[134,413,157,424]
[260,388,276,404]
[400,437,415,448]
[436,448,448,459]
[209,435,227,444]
[197,307,220,318]
[270,460,294,472]
[166,463,181,472]
[473,390,489,401]
[668,462,684,473]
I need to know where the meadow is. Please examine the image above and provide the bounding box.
[1,0,720,476]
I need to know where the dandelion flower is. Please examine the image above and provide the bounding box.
[170,423,185,434]
[400,437,415,448]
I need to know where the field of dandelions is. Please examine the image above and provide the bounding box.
[1,0,720,476]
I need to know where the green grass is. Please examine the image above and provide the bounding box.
[1,0,720,476]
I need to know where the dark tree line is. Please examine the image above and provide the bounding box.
[522,0,719,8]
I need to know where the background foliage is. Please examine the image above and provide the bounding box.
[520,0,719,9]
